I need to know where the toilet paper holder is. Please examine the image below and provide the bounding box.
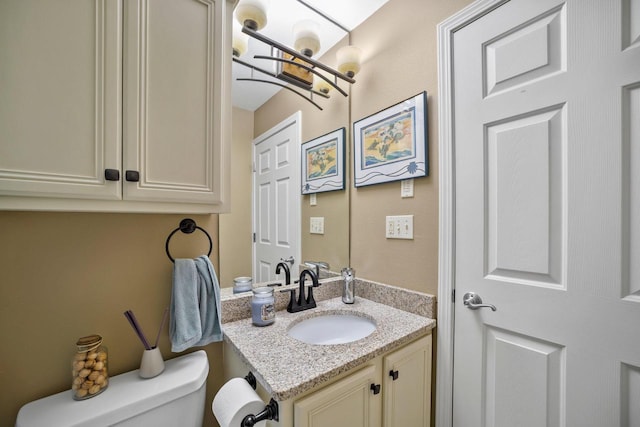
[242,372,279,426]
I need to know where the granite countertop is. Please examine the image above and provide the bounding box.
[222,296,436,401]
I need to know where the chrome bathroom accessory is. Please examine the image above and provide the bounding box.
[342,267,355,304]
[463,292,497,311]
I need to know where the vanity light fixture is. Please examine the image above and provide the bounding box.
[235,0,268,31]
[232,23,250,57]
[313,74,333,95]
[336,45,362,78]
[232,0,361,110]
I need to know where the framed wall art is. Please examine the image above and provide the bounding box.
[353,92,428,187]
[301,127,345,194]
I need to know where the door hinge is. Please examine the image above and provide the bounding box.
[452,289,455,303]
[253,232,256,243]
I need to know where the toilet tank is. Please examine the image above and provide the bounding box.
[16,350,209,427]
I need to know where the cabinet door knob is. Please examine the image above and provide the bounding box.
[389,370,399,381]
[104,169,120,181]
[370,383,381,395]
[125,170,140,182]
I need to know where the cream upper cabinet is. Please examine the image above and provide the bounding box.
[0,0,232,213]
[0,0,122,201]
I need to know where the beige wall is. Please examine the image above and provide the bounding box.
[348,0,474,294]
[0,212,224,427]
[219,107,254,287]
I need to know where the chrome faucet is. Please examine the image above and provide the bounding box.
[275,262,291,285]
[303,261,329,278]
[342,267,355,304]
[282,269,319,313]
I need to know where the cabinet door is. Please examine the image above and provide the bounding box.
[383,334,432,427]
[0,0,121,201]
[123,0,229,205]
[294,365,381,427]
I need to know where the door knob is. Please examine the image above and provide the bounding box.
[463,292,497,311]
[280,256,295,265]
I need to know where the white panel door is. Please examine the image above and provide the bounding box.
[252,113,301,283]
[452,0,640,425]
[0,0,121,200]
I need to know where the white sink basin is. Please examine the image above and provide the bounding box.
[287,313,376,345]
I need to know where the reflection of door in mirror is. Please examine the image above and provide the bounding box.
[252,112,301,282]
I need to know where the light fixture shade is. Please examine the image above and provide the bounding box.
[232,24,249,57]
[313,75,333,94]
[235,0,268,31]
[293,20,321,57]
[336,45,362,77]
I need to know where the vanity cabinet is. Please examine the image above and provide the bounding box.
[294,334,432,427]
[382,334,432,427]
[294,364,382,427]
[222,333,432,427]
[0,0,232,213]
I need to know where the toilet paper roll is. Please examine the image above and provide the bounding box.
[212,378,265,427]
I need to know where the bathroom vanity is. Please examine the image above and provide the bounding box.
[221,279,436,426]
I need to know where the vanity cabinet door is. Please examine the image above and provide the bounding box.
[382,334,432,427]
[0,0,122,201]
[294,364,382,427]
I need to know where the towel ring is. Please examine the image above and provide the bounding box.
[165,218,213,263]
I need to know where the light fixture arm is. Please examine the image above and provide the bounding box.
[241,25,356,84]
[253,55,348,97]
[237,78,324,110]
[233,57,329,99]
[296,0,349,33]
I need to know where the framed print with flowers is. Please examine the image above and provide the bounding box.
[301,127,345,194]
[353,92,428,187]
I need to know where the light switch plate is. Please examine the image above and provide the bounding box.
[401,179,414,198]
[310,193,317,206]
[385,215,413,239]
[310,217,324,234]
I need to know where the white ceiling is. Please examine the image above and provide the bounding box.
[231,0,389,111]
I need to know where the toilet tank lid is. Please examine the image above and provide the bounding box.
[16,350,209,427]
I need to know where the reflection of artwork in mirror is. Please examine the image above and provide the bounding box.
[353,92,428,187]
[301,127,345,194]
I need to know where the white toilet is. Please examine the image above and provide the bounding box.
[16,350,209,427]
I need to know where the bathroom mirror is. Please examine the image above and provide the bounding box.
[219,36,351,286]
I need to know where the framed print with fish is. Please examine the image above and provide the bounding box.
[353,92,428,187]
[301,127,345,194]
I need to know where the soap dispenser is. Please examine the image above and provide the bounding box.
[342,267,355,304]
